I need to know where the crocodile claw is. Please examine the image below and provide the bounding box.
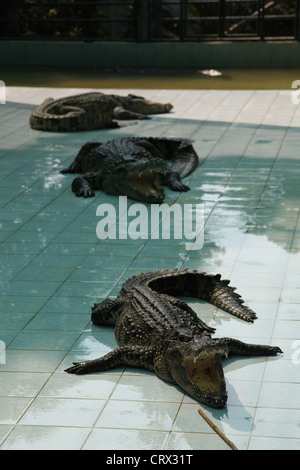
[175,182,190,191]
[269,346,283,355]
[75,188,95,198]
[170,181,190,192]
[65,362,91,374]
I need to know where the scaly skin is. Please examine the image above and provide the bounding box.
[29,92,173,132]
[60,137,199,203]
[65,269,282,408]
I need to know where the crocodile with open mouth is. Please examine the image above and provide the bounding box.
[60,137,199,203]
[29,92,173,132]
[65,269,282,408]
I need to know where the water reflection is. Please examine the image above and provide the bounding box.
[43,174,65,190]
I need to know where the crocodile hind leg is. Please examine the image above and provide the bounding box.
[159,294,216,335]
[152,138,198,192]
[113,106,150,120]
[60,160,82,174]
[65,345,154,375]
[163,169,190,192]
[61,142,102,174]
[91,298,124,326]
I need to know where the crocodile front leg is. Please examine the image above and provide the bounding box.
[65,345,154,375]
[219,338,283,357]
[71,172,101,197]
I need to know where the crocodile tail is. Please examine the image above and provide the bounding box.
[146,138,198,178]
[171,140,199,178]
[145,269,257,323]
[29,98,54,130]
[202,276,257,323]
[29,97,112,132]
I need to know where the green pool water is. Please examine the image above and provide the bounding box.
[1,66,300,89]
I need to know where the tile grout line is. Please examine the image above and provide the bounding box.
[246,92,300,448]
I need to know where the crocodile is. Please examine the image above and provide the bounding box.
[65,269,282,408]
[60,137,198,203]
[29,92,173,132]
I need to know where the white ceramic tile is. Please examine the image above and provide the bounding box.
[1,86,299,450]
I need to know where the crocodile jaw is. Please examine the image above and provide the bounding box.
[167,348,228,408]
[125,95,173,115]
[114,169,165,203]
[127,169,164,202]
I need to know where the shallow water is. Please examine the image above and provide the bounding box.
[2,65,300,89]
[1,85,300,450]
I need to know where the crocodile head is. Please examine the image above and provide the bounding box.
[124,94,173,115]
[109,156,167,203]
[166,336,228,408]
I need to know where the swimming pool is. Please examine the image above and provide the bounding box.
[1,66,300,90]
[0,85,299,450]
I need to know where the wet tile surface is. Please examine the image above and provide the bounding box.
[0,87,300,450]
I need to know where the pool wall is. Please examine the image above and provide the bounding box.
[1,40,300,68]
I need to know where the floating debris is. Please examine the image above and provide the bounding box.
[198,409,238,450]
[200,69,223,77]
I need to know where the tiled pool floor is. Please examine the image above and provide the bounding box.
[0,87,300,450]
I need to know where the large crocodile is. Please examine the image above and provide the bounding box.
[60,137,198,203]
[65,269,282,408]
[29,92,173,132]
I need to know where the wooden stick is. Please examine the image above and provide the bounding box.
[198,409,238,450]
